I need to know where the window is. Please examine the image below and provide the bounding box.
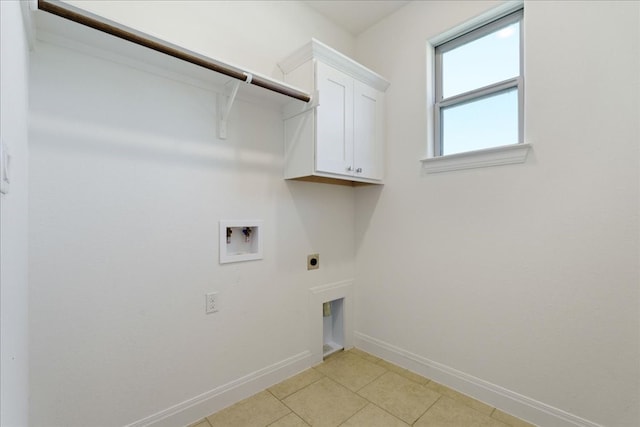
[434,9,523,157]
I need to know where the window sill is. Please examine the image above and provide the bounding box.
[420,143,531,174]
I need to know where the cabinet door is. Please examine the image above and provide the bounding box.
[353,80,384,180]
[315,61,354,176]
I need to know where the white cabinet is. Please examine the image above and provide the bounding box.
[279,39,389,185]
[315,61,354,177]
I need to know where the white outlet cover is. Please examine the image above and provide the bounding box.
[206,292,219,314]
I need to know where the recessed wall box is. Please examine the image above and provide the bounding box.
[307,254,319,270]
[323,298,344,358]
[219,220,263,264]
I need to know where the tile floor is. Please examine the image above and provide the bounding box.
[190,348,536,427]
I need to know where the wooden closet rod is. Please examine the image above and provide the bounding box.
[37,0,312,103]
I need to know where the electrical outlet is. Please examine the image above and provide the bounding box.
[205,292,219,314]
[307,254,319,270]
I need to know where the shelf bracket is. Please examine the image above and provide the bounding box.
[218,72,253,139]
[282,90,320,121]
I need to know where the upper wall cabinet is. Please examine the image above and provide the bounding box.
[279,39,390,186]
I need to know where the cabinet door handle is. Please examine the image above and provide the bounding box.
[356,167,363,173]
[346,166,353,172]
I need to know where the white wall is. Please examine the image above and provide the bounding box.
[27,1,640,426]
[0,1,30,426]
[354,1,640,426]
[28,3,356,426]
[63,0,355,80]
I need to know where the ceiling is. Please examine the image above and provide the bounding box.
[303,1,410,35]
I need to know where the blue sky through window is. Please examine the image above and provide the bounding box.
[439,21,520,154]
[442,22,520,98]
[442,88,518,155]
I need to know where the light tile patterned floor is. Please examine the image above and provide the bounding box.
[191,348,536,427]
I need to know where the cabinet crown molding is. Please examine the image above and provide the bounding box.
[278,38,390,92]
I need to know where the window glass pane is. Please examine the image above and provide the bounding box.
[442,21,519,98]
[441,88,518,155]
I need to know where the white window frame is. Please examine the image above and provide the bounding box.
[422,2,530,173]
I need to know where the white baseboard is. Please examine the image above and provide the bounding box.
[354,332,603,427]
[125,350,313,427]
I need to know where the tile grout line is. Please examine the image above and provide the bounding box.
[353,364,389,393]
[373,401,415,426]
[202,348,529,427]
[348,351,392,399]
[264,399,311,427]
[317,350,390,395]
[411,394,443,426]
[335,402,370,427]
[269,371,327,401]
[349,350,449,426]
[269,385,312,426]
[264,388,296,426]
[374,358,432,386]
[264,409,291,427]
[366,351,524,426]
[352,369,443,426]
[188,417,213,427]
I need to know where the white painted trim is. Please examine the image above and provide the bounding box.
[126,280,355,426]
[309,280,354,296]
[125,280,355,426]
[425,45,436,158]
[354,332,604,427]
[278,39,389,92]
[426,1,525,161]
[126,350,313,427]
[428,0,524,46]
[421,143,531,174]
